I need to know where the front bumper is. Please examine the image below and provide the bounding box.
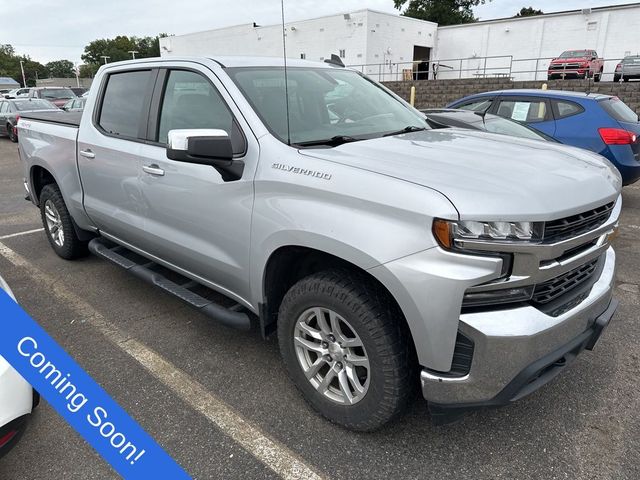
[421,246,616,409]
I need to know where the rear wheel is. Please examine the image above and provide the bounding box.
[278,269,416,431]
[7,124,17,143]
[39,184,88,259]
[623,76,630,82]
[614,75,621,83]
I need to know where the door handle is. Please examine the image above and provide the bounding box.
[142,164,165,176]
[79,149,95,159]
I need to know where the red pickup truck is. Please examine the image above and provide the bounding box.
[547,50,604,81]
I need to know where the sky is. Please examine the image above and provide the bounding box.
[1,0,638,65]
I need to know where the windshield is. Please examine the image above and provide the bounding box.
[14,99,58,111]
[41,89,74,99]
[226,67,428,146]
[559,50,590,58]
[482,116,552,141]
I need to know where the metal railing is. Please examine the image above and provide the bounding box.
[347,55,630,83]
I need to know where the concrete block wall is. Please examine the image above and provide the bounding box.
[383,79,640,113]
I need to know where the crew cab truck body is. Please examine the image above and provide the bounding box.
[548,50,605,81]
[18,56,621,430]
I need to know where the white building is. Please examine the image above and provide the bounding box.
[160,10,438,80]
[435,2,640,81]
[160,3,640,81]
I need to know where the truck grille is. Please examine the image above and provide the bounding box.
[549,63,581,70]
[532,259,599,305]
[543,202,614,243]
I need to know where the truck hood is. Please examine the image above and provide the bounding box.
[300,129,622,220]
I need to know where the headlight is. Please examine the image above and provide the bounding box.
[433,218,544,250]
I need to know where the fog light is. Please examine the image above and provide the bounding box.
[462,286,534,307]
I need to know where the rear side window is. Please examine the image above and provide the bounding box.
[98,70,152,138]
[599,97,639,123]
[457,98,493,112]
[553,101,584,119]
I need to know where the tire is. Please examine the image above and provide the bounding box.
[39,184,88,259]
[594,70,602,82]
[278,269,416,431]
[614,75,621,83]
[7,124,17,143]
[623,77,629,82]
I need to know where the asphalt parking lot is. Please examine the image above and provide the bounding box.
[0,137,639,480]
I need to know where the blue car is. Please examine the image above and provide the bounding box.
[447,89,640,185]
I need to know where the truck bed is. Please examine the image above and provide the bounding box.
[20,111,82,127]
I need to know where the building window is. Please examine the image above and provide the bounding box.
[587,21,598,31]
[339,49,346,58]
[300,53,306,59]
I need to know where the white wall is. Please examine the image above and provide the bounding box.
[435,4,640,81]
[159,9,436,81]
[363,11,436,81]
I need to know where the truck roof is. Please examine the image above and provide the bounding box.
[102,55,339,70]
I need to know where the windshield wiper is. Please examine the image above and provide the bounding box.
[383,125,426,137]
[293,135,361,148]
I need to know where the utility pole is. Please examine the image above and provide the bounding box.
[74,64,80,88]
[101,55,110,64]
[19,60,27,87]
[128,50,139,59]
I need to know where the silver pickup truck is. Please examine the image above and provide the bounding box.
[18,56,621,430]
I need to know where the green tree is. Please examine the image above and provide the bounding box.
[516,7,543,17]
[78,64,100,78]
[0,44,46,86]
[45,59,75,78]
[80,34,167,74]
[393,0,490,26]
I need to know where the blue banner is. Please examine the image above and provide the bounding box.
[0,290,190,479]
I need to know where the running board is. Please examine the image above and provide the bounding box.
[88,237,251,331]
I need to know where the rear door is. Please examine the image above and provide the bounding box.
[77,67,158,247]
[492,95,556,137]
[547,99,599,149]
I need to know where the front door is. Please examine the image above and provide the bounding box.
[135,66,258,304]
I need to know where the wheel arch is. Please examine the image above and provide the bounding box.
[30,164,58,205]
[259,244,418,361]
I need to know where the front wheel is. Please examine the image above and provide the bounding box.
[278,269,416,431]
[594,70,602,82]
[39,184,88,259]
[614,75,621,83]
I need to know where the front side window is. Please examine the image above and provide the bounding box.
[227,67,428,145]
[496,100,548,123]
[98,70,152,138]
[157,70,239,150]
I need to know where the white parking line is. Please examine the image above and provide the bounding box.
[0,241,325,480]
[0,228,44,240]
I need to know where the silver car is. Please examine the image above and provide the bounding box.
[614,55,640,82]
